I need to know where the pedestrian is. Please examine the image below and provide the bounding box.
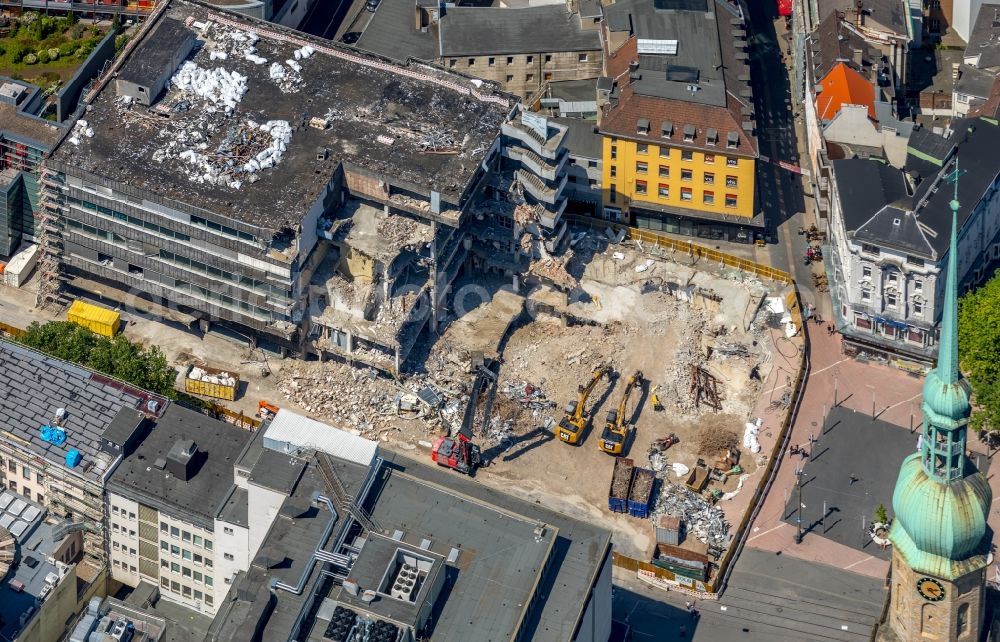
[849,474,859,485]
[685,601,693,612]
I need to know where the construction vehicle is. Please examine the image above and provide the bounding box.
[431,421,482,475]
[257,400,280,421]
[650,385,664,411]
[557,365,612,445]
[599,370,643,455]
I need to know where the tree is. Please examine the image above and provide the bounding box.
[874,504,889,525]
[959,273,1000,443]
[18,321,178,398]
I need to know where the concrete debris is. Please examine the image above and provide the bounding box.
[171,61,248,113]
[187,367,237,387]
[501,380,555,411]
[652,482,730,548]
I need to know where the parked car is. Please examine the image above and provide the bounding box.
[343,32,362,44]
[365,0,380,11]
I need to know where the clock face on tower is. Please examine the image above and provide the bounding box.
[916,577,946,602]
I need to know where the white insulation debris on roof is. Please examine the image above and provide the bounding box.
[170,61,248,113]
[67,118,95,146]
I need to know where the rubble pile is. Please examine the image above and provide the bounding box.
[170,61,248,113]
[273,360,473,440]
[653,482,730,548]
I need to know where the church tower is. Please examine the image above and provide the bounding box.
[886,170,992,641]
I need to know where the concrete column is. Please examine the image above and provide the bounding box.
[430,220,439,333]
[199,318,211,333]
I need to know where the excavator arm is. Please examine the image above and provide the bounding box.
[557,365,612,444]
[599,370,643,454]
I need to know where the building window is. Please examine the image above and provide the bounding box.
[681,150,693,161]
[182,531,191,543]
[658,184,670,198]
[726,176,738,187]
[449,59,457,68]
[726,157,738,167]
[195,571,203,582]
[658,166,669,178]
[171,545,180,556]
[913,301,923,316]
[7,481,15,491]
[681,187,693,201]
[914,279,923,292]
[183,567,192,578]
[7,460,14,473]
[636,161,648,173]
[526,55,533,63]
[128,512,135,521]
[659,147,670,158]
[862,265,872,279]
[610,166,617,178]
[195,590,203,600]
[170,526,179,538]
[171,581,180,593]
[205,540,213,551]
[578,53,588,62]
[206,596,214,606]
[543,72,553,81]
[636,144,648,155]
[609,185,617,203]
[113,506,120,515]
[704,172,714,185]
[907,255,925,267]
[171,562,180,573]
[161,577,169,589]
[161,560,169,569]
[704,154,715,164]
[22,487,30,498]
[635,180,648,195]
[36,492,43,503]
[161,541,168,552]
[861,288,872,302]
[506,56,513,64]
[194,554,203,565]
[224,553,235,561]
[22,465,30,479]
[725,194,737,208]
[224,527,234,536]
[681,169,693,181]
[506,75,513,82]
[588,160,598,168]
[684,130,695,142]
[183,585,192,598]
[703,191,715,205]
[182,550,192,562]
[113,541,120,551]
[468,58,475,66]
[488,57,495,66]
[888,272,898,285]
[861,243,880,255]
[205,576,214,587]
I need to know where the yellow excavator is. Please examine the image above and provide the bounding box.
[557,365,613,445]
[599,370,643,455]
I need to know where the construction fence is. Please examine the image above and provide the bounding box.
[611,283,808,597]
[566,215,793,285]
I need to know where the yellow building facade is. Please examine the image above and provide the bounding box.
[601,136,756,219]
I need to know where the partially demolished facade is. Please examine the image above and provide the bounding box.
[40,0,573,371]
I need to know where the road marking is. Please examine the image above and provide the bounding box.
[807,358,851,379]
[747,522,787,542]
[843,555,874,570]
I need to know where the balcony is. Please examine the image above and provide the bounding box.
[506,146,566,181]
[516,169,566,206]
[501,120,562,160]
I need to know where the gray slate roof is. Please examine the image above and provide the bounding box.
[0,340,155,483]
[966,4,1000,70]
[108,404,252,528]
[439,5,599,56]
[355,0,440,62]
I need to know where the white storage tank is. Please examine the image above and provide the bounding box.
[3,243,38,288]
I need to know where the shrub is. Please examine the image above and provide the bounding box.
[9,43,25,63]
[69,23,84,39]
[48,47,59,60]
[36,50,49,64]
[58,42,76,57]
[23,52,37,65]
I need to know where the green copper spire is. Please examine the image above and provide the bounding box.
[918,158,971,482]
[888,156,992,582]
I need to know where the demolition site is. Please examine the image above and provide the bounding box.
[12,0,805,592]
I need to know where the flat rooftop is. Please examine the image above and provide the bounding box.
[0,340,164,484]
[364,454,613,642]
[49,0,511,232]
[0,78,68,149]
[108,404,252,528]
[0,513,67,642]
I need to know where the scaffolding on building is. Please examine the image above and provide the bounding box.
[35,166,68,308]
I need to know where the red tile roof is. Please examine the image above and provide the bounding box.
[599,35,757,156]
[815,62,876,122]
